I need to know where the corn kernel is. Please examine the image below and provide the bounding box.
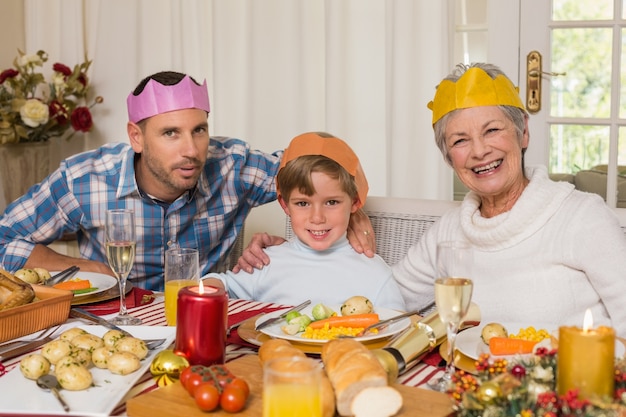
[300,323,377,340]
[509,326,550,342]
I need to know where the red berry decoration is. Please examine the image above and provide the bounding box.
[511,364,526,378]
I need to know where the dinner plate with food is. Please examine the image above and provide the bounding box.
[456,322,626,361]
[255,296,412,345]
[49,271,118,298]
[0,323,176,416]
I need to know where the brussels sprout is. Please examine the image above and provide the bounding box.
[288,314,312,332]
[311,303,336,320]
[281,323,302,336]
[284,311,302,322]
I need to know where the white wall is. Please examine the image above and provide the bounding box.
[0,0,24,68]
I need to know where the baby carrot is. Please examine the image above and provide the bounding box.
[489,337,538,355]
[308,313,379,330]
[53,279,92,291]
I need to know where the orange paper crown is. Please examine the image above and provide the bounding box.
[427,67,525,125]
[279,132,369,207]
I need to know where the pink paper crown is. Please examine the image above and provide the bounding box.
[127,75,211,123]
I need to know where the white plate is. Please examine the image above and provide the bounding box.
[0,324,176,416]
[256,306,411,344]
[51,271,117,298]
[456,322,626,360]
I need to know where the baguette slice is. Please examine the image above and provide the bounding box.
[322,338,388,416]
[351,386,403,417]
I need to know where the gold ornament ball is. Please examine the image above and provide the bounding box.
[476,381,502,404]
[150,349,190,379]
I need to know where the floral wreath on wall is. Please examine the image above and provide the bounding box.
[0,50,102,145]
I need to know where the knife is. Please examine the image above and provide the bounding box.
[255,300,311,331]
[69,308,133,337]
[0,338,51,362]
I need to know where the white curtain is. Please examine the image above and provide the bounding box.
[22,0,454,234]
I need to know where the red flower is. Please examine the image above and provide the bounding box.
[77,73,88,87]
[536,391,558,408]
[52,63,72,76]
[48,100,69,125]
[0,69,18,84]
[70,107,93,132]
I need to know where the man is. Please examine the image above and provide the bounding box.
[0,71,374,290]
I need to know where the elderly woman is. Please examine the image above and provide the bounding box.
[393,62,626,336]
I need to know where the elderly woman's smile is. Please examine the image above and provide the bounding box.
[472,159,503,175]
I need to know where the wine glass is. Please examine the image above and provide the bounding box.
[105,209,142,325]
[429,241,474,392]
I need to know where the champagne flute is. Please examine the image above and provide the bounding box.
[105,209,142,325]
[429,241,473,392]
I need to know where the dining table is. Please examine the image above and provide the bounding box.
[0,291,455,417]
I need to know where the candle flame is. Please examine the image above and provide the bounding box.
[198,279,205,295]
[583,308,593,332]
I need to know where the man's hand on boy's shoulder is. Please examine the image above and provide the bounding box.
[347,208,376,258]
[233,233,287,273]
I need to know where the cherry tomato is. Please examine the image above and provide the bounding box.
[209,365,235,389]
[179,366,194,390]
[220,385,248,413]
[227,378,250,397]
[186,372,205,397]
[194,382,221,412]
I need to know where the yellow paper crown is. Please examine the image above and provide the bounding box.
[427,67,525,125]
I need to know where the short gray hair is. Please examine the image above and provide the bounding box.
[432,63,529,165]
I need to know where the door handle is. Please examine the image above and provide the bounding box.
[526,51,566,114]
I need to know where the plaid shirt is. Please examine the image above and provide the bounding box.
[0,138,281,291]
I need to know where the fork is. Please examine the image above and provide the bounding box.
[0,324,61,352]
[0,324,63,361]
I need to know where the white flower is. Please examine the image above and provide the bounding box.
[530,365,554,382]
[52,72,66,96]
[20,99,49,127]
[19,53,43,67]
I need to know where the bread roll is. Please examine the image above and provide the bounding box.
[259,339,335,417]
[321,339,388,416]
[258,339,306,364]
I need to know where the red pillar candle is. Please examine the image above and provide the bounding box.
[174,282,228,366]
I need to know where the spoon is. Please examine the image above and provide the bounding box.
[36,374,70,412]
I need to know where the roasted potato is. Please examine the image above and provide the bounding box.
[19,354,50,380]
[107,351,141,375]
[341,295,374,316]
[55,362,93,391]
[481,322,508,344]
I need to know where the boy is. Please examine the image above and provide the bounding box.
[203,132,405,310]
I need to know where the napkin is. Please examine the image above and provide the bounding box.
[78,288,156,315]
[227,306,284,346]
[422,350,445,367]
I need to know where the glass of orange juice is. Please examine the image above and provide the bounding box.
[164,247,199,326]
[263,356,322,417]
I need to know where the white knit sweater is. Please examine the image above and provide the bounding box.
[392,166,626,337]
